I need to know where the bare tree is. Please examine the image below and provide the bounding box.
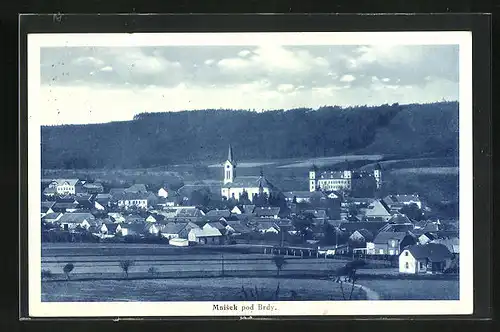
[63,263,74,281]
[271,255,287,277]
[119,260,135,279]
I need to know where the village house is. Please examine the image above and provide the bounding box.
[143,223,161,236]
[254,206,281,219]
[83,182,104,194]
[95,193,112,207]
[362,199,392,222]
[366,231,416,255]
[383,194,423,213]
[202,222,227,236]
[338,221,388,238]
[41,201,55,217]
[100,223,122,236]
[188,227,223,244]
[242,205,256,214]
[145,213,165,223]
[108,212,125,223]
[418,232,437,245]
[225,221,252,236]
[51,201,79,213]
[349,229,374,248]
[124,214,145,224]
[41,212,63,224]
[431,237,459,257]
[116,192,149,209]
[303,209,328,224]
[119,223,146,237]
[255,221,280,234]
[157,187,169,198]
[47,179,84,196]
[399,243,454,274]
[58,212,96,231]
[159,222,200,239]
[124,184,148,194]
[176,207,206,218]
[283,191,326,203]
[231,205,244,214]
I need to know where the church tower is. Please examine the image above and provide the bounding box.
[374,163,382,189]
[309,164,317,192]
[223,145,236,185]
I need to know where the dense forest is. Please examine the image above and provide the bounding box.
[41,102,459,169]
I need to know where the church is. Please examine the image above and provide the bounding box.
[220,145,278,202]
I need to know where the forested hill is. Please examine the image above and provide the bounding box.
[41,101,459,169]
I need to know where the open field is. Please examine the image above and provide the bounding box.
[390,167,459,175]
[41,277,367,302]
[360,278,459,300]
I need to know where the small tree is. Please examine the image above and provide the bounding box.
[271,255,287,277]
[119,260,135,279]
[63,263,74,280]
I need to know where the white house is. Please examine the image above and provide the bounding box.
[58,212,95,231]
[169,238,189,247]
[255,221,280,234]
[158,187,169,198]
[399,243,453,274]
[47,179,84,196]
[188,228,223,244]
[116,192,149,209]
[363,200,392,222]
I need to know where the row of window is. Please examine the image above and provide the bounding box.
[124,200,147,205]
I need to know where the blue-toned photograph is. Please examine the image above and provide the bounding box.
[37,37,461,305]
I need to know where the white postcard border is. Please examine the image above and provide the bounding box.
[27,31,473,317]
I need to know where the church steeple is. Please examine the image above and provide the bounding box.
[223,144,236,185]
[228,144,235,164]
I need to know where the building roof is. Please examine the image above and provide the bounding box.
[58,213,95,223]
[254,206,281,217]
[406,243,453,261]
[125,214,144,222]
[222,176,277,190]
[176,207,205,217]
[431,238,459,254]
[352,229,374,241]
[205,209,231,218]
[225,221,252,233]
[255,221,279,231]
[379,222,414,233]
[83,182,103,189]
[50,179,81,186]
[388,214,412,224]
[364,200,392,217]
[124,184,148,193]
[115,192,150,201]
[373,231,412,244]
[120,223,146,234]
[41,201,56,209]
[109,188,126,196]
[41,212,62,220]
[190,227,222,237]
[384,194,421,206]
[204,222,226,230]
[318,170,348,179]
[160,222,188,234]
[43,187,57,194]
[338,221,388,235]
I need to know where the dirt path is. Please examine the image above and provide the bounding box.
[356,284,381,300]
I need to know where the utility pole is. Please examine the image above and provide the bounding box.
[221,254,224,277]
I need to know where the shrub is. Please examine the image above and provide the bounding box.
[63,263,74,280]
[271,255,287,277]
[41,269,53,279]
[119,260,135,279]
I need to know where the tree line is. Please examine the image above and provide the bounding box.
[41,102,459,169]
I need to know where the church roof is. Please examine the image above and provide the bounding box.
[222,176,277,190]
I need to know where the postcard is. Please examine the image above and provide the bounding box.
[26,30,473,317]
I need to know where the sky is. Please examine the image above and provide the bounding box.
[39,44,459,125]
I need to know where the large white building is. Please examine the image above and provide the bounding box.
[308,164,382,192]
[47,179,84,196]
[220,145,276,202]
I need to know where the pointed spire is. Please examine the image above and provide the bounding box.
[227,144,234,163]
